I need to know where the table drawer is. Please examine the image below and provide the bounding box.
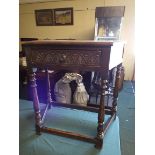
[28,48,102,68]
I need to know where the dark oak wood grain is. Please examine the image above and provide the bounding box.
[112,64,122,117]
[46,69,53,109]
[96,6,125,18]
[41,126,97,143]
[29,71,42,135]
[23,40,124,148]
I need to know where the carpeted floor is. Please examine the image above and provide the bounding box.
[117,81,135,155]
[20,100,121,155]
[19,80,135,155]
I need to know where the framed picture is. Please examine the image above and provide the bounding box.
[54,8,73,25]
[35,9,53,26]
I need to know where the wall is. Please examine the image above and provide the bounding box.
[19,0,135,80]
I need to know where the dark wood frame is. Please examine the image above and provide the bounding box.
[35,9,53,26]
[53,7,73,26]
[23,40,124,149]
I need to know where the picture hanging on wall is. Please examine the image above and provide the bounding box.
[35,9,53,26]
[53,8,73,25]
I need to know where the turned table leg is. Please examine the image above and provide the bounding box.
[95,79,108,148]
[112,64,122,118]
[29,71,42,135]
[46,69,53,109]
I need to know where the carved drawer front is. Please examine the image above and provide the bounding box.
[29,48,102,67]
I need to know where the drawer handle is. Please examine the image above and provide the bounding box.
[59,54,67,63]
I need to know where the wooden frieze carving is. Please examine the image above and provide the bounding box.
[28,48,102,67]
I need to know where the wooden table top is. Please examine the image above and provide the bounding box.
[22,40,117,46]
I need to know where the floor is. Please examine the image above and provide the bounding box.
[20,100,121,155]
[19,80,135,155]
[117,81,135,155]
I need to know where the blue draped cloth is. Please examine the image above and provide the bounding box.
[19,99,121,155]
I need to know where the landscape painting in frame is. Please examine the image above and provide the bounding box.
[54,8,73,25]
[35,9,53,26]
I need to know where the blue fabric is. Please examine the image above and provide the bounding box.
[19,99,121,155]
